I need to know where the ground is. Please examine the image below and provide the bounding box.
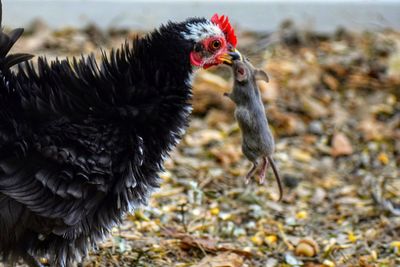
[7,20,400,266]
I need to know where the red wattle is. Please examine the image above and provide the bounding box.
[190,51,203,67]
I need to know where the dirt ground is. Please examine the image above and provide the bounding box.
[8,20,400,266]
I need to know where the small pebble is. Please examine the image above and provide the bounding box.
[284,253,303,266]
[308,120,324,135]
[283,174,300,189]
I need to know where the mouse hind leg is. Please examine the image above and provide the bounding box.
[258,157,269,185]
[245,160,259,184]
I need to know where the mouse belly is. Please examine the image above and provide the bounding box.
[241,134,267,159]
[235,108,272,158]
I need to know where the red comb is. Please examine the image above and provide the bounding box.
[211,13,237,48]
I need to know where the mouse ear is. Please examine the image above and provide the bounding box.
[235,66,247,82]
[254,69,269,83]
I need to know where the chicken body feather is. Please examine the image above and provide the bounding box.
[0,4,203,266]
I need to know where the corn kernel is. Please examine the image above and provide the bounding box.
[323,259,335,267]
[265,235,278,244]
[390,241,400,255]
[210,207,220,216]
[251,235,264,246]
[378,152,389,165]
[296,210,308,220]
[348,231,357,243]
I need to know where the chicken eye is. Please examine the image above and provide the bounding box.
[209,40,221,51]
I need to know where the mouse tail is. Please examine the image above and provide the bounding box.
[267,156,283,201]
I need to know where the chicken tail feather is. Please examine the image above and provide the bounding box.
[0,1,33,70]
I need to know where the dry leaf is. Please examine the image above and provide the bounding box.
[184,129,224,146]
[291,148,313,162]
[323,73,340,90]
[300,95,330,119]
[358,117,385,141]
[163,228,253,258]
[192,252,244,267]
[210,143,242,166]
[258,79,279,102]
[205,109,233,127]
[192,70,233,114]
[268,107,306,135]
[194,70,230,91]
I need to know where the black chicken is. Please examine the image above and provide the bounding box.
[0,2,240,266]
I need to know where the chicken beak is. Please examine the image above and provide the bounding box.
[219,48,242,65]
[229,48,242,61]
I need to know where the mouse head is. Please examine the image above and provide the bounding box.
[233,59,269,83]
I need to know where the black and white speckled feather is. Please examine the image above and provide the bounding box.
[0,2,208,265]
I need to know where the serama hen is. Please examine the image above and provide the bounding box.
[0,1,240,266]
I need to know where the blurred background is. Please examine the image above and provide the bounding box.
[4,0,400,266]
[4,0,400,33]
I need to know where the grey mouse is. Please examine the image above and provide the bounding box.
[224,59,283,200]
